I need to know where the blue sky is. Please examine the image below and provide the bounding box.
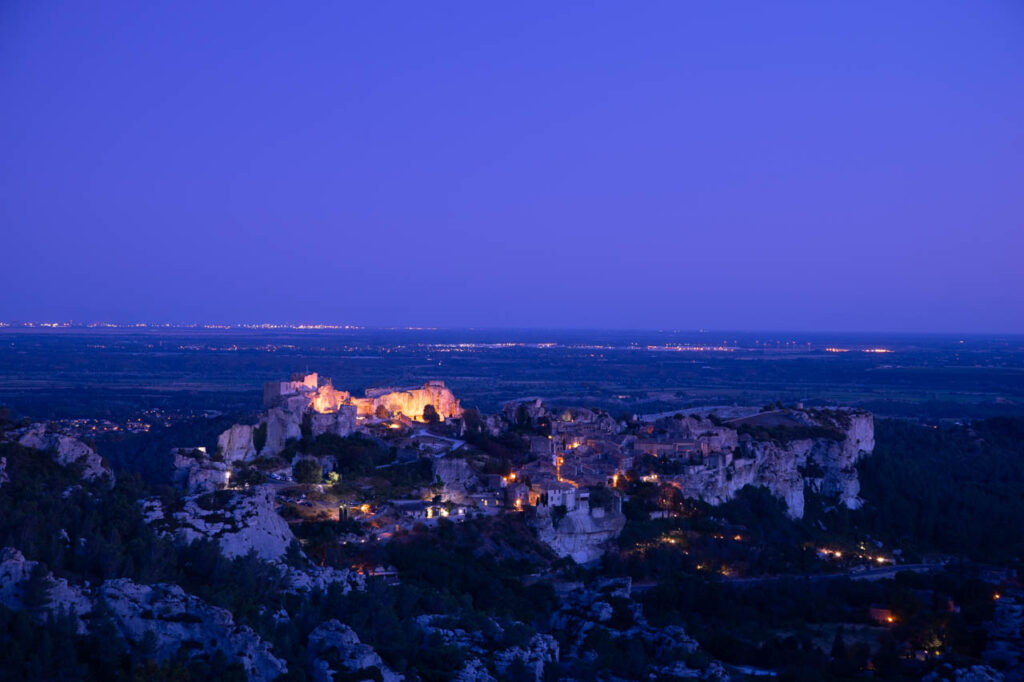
[1,2,1022,332]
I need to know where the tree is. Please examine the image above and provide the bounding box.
[422,404,440,424]
[21,562,52,614]
[375,404,390,419]
[293,458,323,484]
[830,627,847,661]
[252,423,267,453]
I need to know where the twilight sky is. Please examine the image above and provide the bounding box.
[1,2,1022,333]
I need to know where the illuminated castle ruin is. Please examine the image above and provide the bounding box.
[263,373,462,422]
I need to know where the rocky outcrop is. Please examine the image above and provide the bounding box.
[550,577,709,678]
[533,506,626,564]
[146,486,295,561]
[492,634,560,681]
[0,547,286,680]
[172,449,230,494]
[217,424,256,463]
[502,400,620,436]
[264,399,307,457]
[17,424,113,485]
[0,547,92,628]
[667,409,874,519]
[310,407,358,439]
[99,579,287,681]
[433,457,479,503]
[415,614,558,682]
[307,619,403,682]
[281,564,365,596]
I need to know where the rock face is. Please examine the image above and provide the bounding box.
[307,619,403,682]
[0,547,286,681]
[433,457,479,503]
[356,381,462,421]
[17,424,113,485]
[217,424,256,463]
[668,409,874,519]
[310,407,358,439]
[264,398,309,457]
[172,449,231,494]
[534,506,626,564]
[147,485,296,561]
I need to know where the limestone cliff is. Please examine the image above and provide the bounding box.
[260,399,358,458]
[668,409,875,518]
[432,457,480,503]
[533,506,626,564]
[310,407,357,439]
[356,381,462,421]
[217,424,256,463]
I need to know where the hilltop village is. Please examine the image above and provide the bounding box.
[163,372,874,565]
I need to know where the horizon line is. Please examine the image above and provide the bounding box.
[1,320,1022,338]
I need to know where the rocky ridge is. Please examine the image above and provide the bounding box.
[0,547,287,681]
[667,409,874,518]
[15,424,114,485]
